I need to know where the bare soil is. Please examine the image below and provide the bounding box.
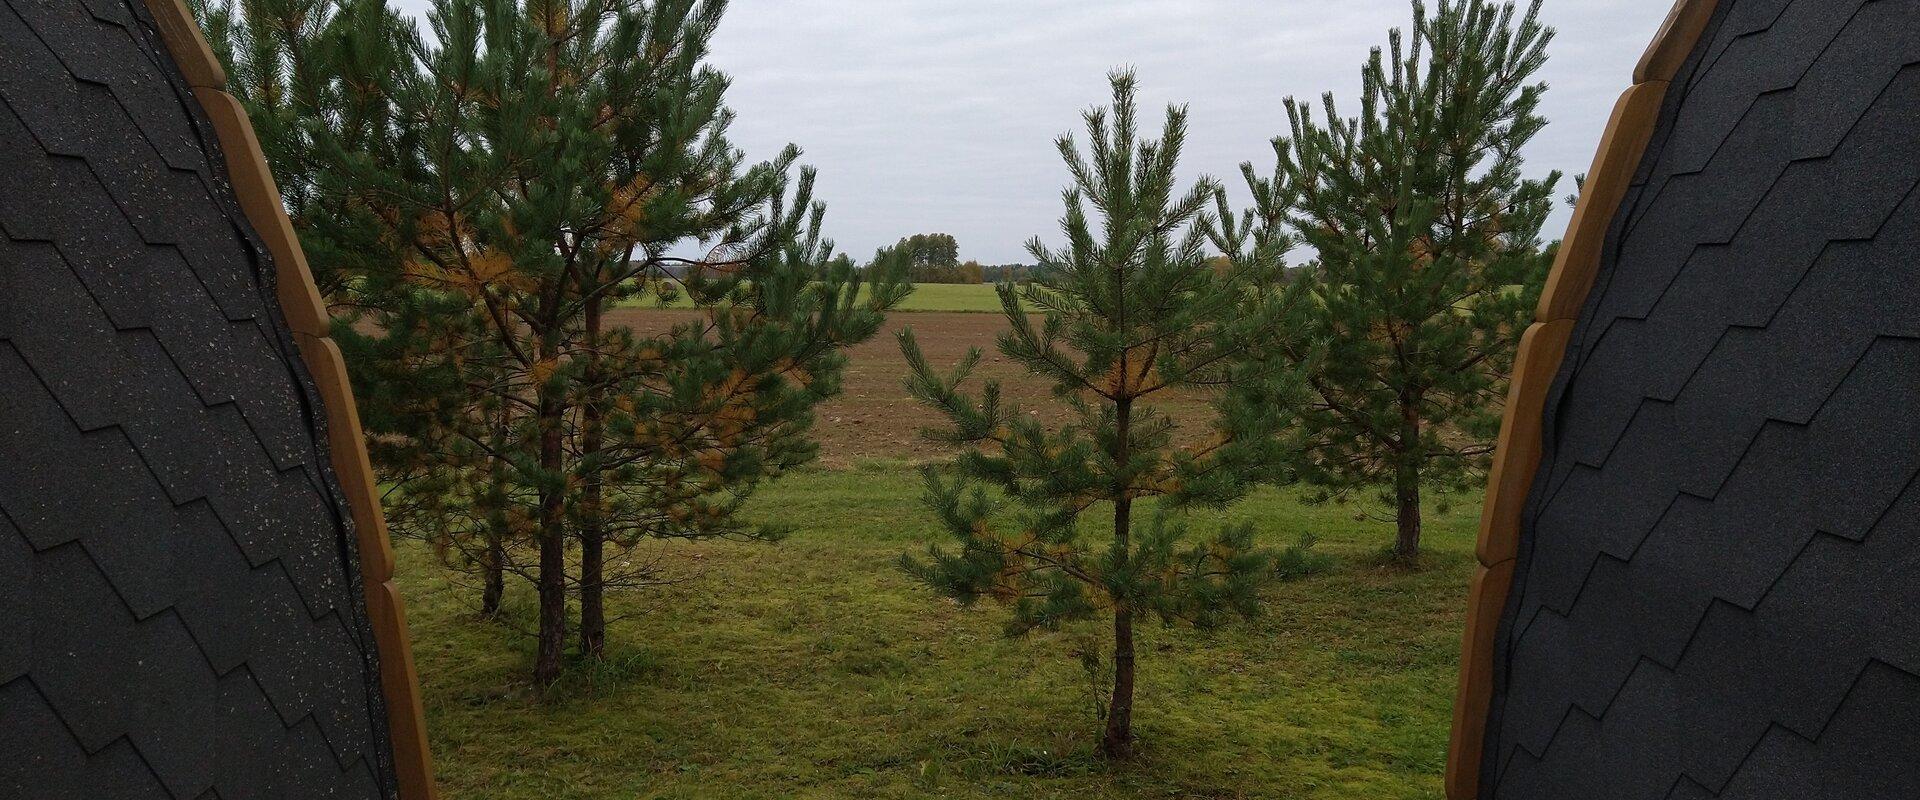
[603,309,1212,467]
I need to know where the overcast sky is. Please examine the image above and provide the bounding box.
[395,0,1665,263]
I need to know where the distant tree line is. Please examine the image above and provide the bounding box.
[868,232,1034,285]
[978,263,1035,283]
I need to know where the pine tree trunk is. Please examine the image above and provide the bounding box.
[1103,397,1136,760]
[1393,400,1422,563]
[579,525,603,656]
[532,363,569,686]
[480,528,505,617]
[481,398,511,618]
[1394,466,1421,561]
[579,295,606,659]
[1104,604,1136,760]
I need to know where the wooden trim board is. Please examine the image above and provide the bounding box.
[1444,2,1722,797]
[136,2,439,797]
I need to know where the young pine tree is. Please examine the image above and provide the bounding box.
[898,71,1301,759]
[1273,0,1559,561]
[400,0,902,683]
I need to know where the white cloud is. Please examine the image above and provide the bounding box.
[391,0,1665,263]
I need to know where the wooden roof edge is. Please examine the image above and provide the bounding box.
[1444,2,1722,797]
[137,1,438,797]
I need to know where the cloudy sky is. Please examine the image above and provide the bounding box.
[396,0,1666,263]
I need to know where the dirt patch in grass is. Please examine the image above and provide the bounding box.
[604,308,1214,467]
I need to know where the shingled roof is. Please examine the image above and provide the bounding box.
[1452,0,1920,797]
[0,0,432,795]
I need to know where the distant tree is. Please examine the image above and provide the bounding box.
[898,71,1302,759]
[896,233,960,271]
[870,238,965,283]
[956,260,986,284]
[1263,0,1560,561]
[981,263,1035,284]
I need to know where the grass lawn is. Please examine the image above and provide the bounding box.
[401,464,1476,799]
[621,282,1019,313]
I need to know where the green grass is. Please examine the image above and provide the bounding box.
[621,282,1021,313]
[402,464,1475,799]
[889,283,1022,313]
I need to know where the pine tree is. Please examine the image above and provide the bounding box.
[401,0,905,683]
[551,0,908,656]
[1268,0,1559,561]
[196,0,502,608]
[210,0,901,683]
[898,71,1300,759]
[195,0,409,298]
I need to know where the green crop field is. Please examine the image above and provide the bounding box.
[622,282,1022,313]
[402,463,1474,799]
